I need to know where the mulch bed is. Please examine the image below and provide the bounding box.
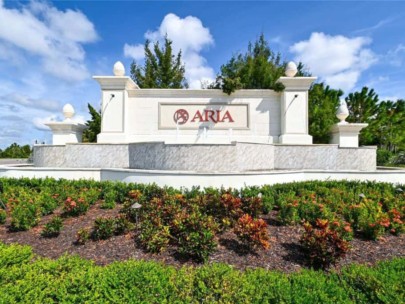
[1,201,404,273]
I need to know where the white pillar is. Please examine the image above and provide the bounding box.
[330,123,368,148]
[45,104,87,145]
[277,76,317,144]
[93,61,139,143]
[46,122,87,145]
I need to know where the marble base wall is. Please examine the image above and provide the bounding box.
[33,142,376,172]
[34,144,129,168]
[129,142,274,172]
[274,145,376,171]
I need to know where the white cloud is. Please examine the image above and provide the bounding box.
[124,13,215,89]
[33,115,57,131]
[0,1,98,82]
[353,17,395,34]
[290,32,377,92]
[2,93,60,112]
[124,43,145,61]
[386,44,405,67]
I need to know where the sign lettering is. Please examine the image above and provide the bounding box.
[159,103,249,129]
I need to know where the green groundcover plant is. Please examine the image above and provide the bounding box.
[0,242,403,303]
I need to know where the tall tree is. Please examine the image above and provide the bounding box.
[82,104,101,143]
[211,34,307,94]
[345,87,379,145]
[212,34,341,144]
[345,87,379,124]
[372,99,405,152]
[130,37,188,88]
[309,83,343,143]
[0,143,31,158]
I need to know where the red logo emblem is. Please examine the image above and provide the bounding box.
[173,109,189,125]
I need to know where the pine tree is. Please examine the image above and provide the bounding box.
[211,34,307,94]
[82,104,101,143]
[130,37,188,88]
[345,87,379,145]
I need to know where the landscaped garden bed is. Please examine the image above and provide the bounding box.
[0,177,404,302]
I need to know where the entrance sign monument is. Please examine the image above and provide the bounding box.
[1,61,403,187]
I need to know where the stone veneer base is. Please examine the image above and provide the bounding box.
[33,142,377,172]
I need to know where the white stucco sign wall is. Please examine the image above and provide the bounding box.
[93,74,316,145]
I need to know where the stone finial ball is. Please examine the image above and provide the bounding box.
[336,99,349,123]
[285,61,298,77]
[113,61,125,76]
[63,103,75,120]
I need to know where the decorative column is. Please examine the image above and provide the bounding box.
[277,62,317,145]
[330,100,368,148]
[93,61,139,143]
[46,104,87,145]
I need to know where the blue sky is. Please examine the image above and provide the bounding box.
[1,0,405,148]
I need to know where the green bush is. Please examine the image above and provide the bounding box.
[101,189,117,209]
[75,228,90,245]
[392,152,405,166]
[0,208,6,224]
[138,221,171,253]
[0,243,33,267]
[92,217,115,240]
[1,242,403,303]
[113,214,134,235]
[41,216,63,238]
[9,199,41,231]
[376,148,393,166]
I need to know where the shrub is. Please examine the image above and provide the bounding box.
[41,216,63,238]
[138,221,171,253]
[388,208,404,235]
[376,148,393,166]
[220,192,243,220]
[357,199,390,240]
[0,209,6,224]
[392,152,405,166]
[37,191,60,216]
[241,195,263,218]
[300,219,351,269]
[234,214,270,250]
[63,197,89,217]
[114,214,134,235]
[177,227,217,263]
[75,228,90,245]
[175,205,219,262]
[9,199,41,231]
[101,190,117,209]
[92,217,115,240]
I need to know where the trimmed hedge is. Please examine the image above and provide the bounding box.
[0,242,404,303]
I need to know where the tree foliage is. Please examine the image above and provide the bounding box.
[82,103,101,143]
[309,83,343,143]
[346,87,379,124]
[344,87,405,162]
[373,100,405,153]
[0,143,31,158]
[364,99,405,153]
[210,34,307,94]
[130,37,188,89]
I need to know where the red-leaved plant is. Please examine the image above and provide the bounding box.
[234,214,270,250]
[63,197,89,217]
[300,219,351,269]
